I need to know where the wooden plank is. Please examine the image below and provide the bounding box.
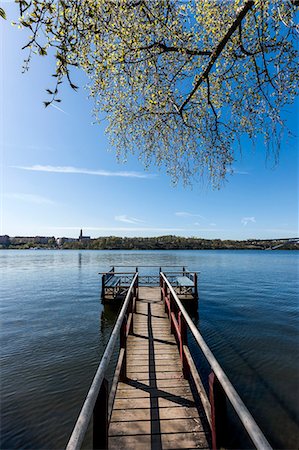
[125,366,184,374]
[109,417,203,436]
[110,406,200,422]
[126,371,185,380]
[109,433,209,450]
[113,386,193,398]
[116,379,190,389]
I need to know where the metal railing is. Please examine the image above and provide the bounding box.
[160,272,272,450]
[66,271,271,450]
[100,266,198,290]
[66,273,138,450]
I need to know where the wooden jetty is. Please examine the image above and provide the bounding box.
[101,266,198,302]
[66,270,272,450]
[109,286,209,449]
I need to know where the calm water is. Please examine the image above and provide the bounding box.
[1,250,298,449]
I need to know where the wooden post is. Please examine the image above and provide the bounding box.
[93,378,109,449]
[133,293,137,314]
[194,272,198,299]
[178,312,189,379]
[169,292,175,334]
[130,294,134,334]
[209,371,227,450]
[101,274,105,300]
[135,275,139,301]
[164,282,168,312]
[119,316,127,381]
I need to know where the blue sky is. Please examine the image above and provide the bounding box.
[1,2,298,240]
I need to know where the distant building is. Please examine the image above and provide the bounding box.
[56,237,77,246]
[10,236,53,245]
[56,237,65,246]
[0,235,10,245]
[79,229,90,242]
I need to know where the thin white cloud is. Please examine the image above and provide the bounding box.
[175,212,205,219]
[50,103,69,115]
[4,193,55,205]
[231,167,250,175]
[241,217,256,226]
[11,165,155,179]
[210,223,217,227]
[115,215,144,224]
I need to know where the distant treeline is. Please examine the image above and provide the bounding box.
[61,236,298,250]
[2,235,298,250]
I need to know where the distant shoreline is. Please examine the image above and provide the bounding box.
[1,247,298,251]
[1,235,298,251]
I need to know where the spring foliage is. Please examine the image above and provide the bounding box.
[15,0,299,185]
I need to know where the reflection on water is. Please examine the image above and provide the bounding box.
[0,250,298,449]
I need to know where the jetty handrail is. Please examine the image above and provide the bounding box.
[66,272,138,450]
[98,271,136,275]
[162,270,200,275]
[160,272,272,450]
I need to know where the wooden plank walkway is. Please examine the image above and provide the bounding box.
[109,287,210,449]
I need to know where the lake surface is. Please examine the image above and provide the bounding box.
[1,250,298,449]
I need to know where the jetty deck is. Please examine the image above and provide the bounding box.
[109,287,209,449]
[66,269,273,450]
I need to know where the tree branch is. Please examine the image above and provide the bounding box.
[179,0,254,113]
[135,41,211,56]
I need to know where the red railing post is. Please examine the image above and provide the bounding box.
[178,312,189,379]
[169,292,175,334]
[209,371,227,450]
[164,281,168,313]
[93,378,109,449]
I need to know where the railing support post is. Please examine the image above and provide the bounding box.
[136,276,139,300]
[119,316,127,381]
[93,378,109,450]
[194,272,198,299]
[101,274,105,300]
[178,312,189,379]
[169,292,175,334]
[209,371,227,450]
[129,294,134,334]
[164,282,168,313]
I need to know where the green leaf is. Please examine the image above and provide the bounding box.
[0,7,6,20]
[39,47,47,56]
